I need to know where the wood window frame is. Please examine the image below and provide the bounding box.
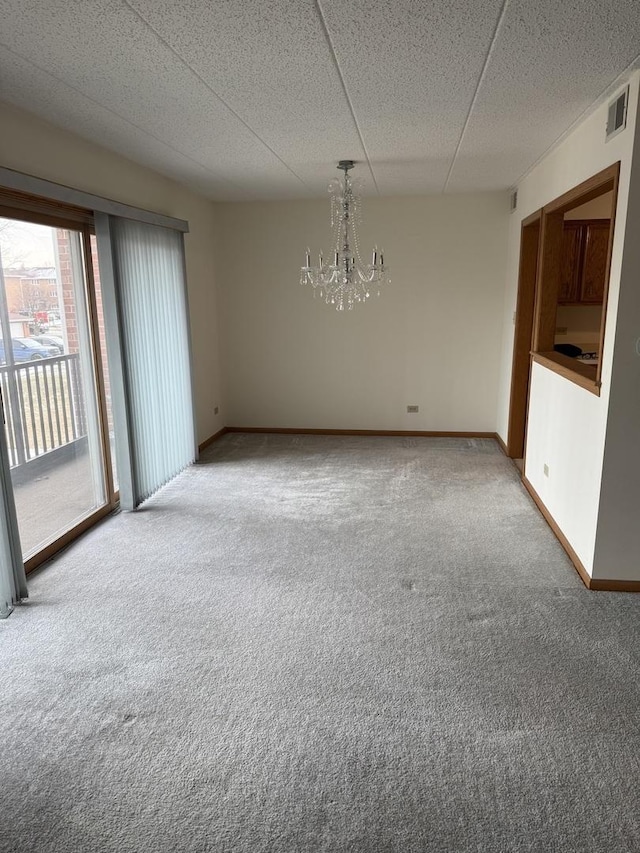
[531,162,620,396]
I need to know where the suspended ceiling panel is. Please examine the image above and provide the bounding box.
[0,46,241,201]
[317,0,507,196]
[125,0,369,195]
[0,0,639,200]
[445,0,640,191]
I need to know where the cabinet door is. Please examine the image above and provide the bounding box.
[580,221,610,303]
[558,223,583,303]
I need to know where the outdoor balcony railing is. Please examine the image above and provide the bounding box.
[0,353,86,471]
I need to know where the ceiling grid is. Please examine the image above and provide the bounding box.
[0,0,639,201]
[441,0,511,193]
[0,41,246,200]
[314,0,380,194]
[120,0,312,192]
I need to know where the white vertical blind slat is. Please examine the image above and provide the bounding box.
[110,219,195,504]
[0,425,26,617]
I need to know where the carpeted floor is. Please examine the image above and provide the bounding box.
[1,433,639,852]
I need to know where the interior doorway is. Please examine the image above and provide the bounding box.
[507,210,541,460]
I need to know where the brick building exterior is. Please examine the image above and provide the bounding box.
[3,268,58,316]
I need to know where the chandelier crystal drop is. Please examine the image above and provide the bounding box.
[300,160,390,311]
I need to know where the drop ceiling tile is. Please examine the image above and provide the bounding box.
[317,0,506,193]
[125,0,367,184]
[0,0,309,199]
[370,158,460,196]
[446,0,640,191]
[0,48,245,201]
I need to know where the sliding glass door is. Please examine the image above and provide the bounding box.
[0,215,115,567]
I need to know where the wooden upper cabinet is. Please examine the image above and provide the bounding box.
[558,219,610,304]
[581,221,610,303]
[559,222,583,303]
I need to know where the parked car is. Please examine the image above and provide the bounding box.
[0,338,59,365]
[31,335,65,354]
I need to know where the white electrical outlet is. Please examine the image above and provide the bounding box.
[407,405,419,414]
[543,463,549,477]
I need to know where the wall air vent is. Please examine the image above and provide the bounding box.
[510,190,518,212]
[606,86,629,142]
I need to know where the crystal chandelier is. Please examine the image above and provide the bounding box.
[300,160,389,311]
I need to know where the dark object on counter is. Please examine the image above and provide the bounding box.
[554,343,583,358]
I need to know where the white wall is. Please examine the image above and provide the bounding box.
[216,193,509,431]
[592,108,640,581]
[496,72,640,577]
[0,102,223,444]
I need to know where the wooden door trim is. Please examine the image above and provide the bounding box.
[506,210,541,459]
[543,163,619,215]
[24,504,115,575]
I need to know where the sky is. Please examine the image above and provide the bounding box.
[0,218,56,268]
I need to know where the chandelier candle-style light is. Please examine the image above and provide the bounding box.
[300,160,389,311]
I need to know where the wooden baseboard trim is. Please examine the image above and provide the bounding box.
[521,476,592,589]
[198,427,228,452]
[225,427,499,439]
[495,433,508,455]
[521,476,639,592]
[588,577,640,592]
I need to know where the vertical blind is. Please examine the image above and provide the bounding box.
[108,218,196,507]
[0,172,193,616]
[0,421,26,617]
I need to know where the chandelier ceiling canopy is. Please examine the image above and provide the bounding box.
[300,161,390,312]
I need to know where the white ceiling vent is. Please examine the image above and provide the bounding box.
[606,86,629,142]
[510,190,518,212]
